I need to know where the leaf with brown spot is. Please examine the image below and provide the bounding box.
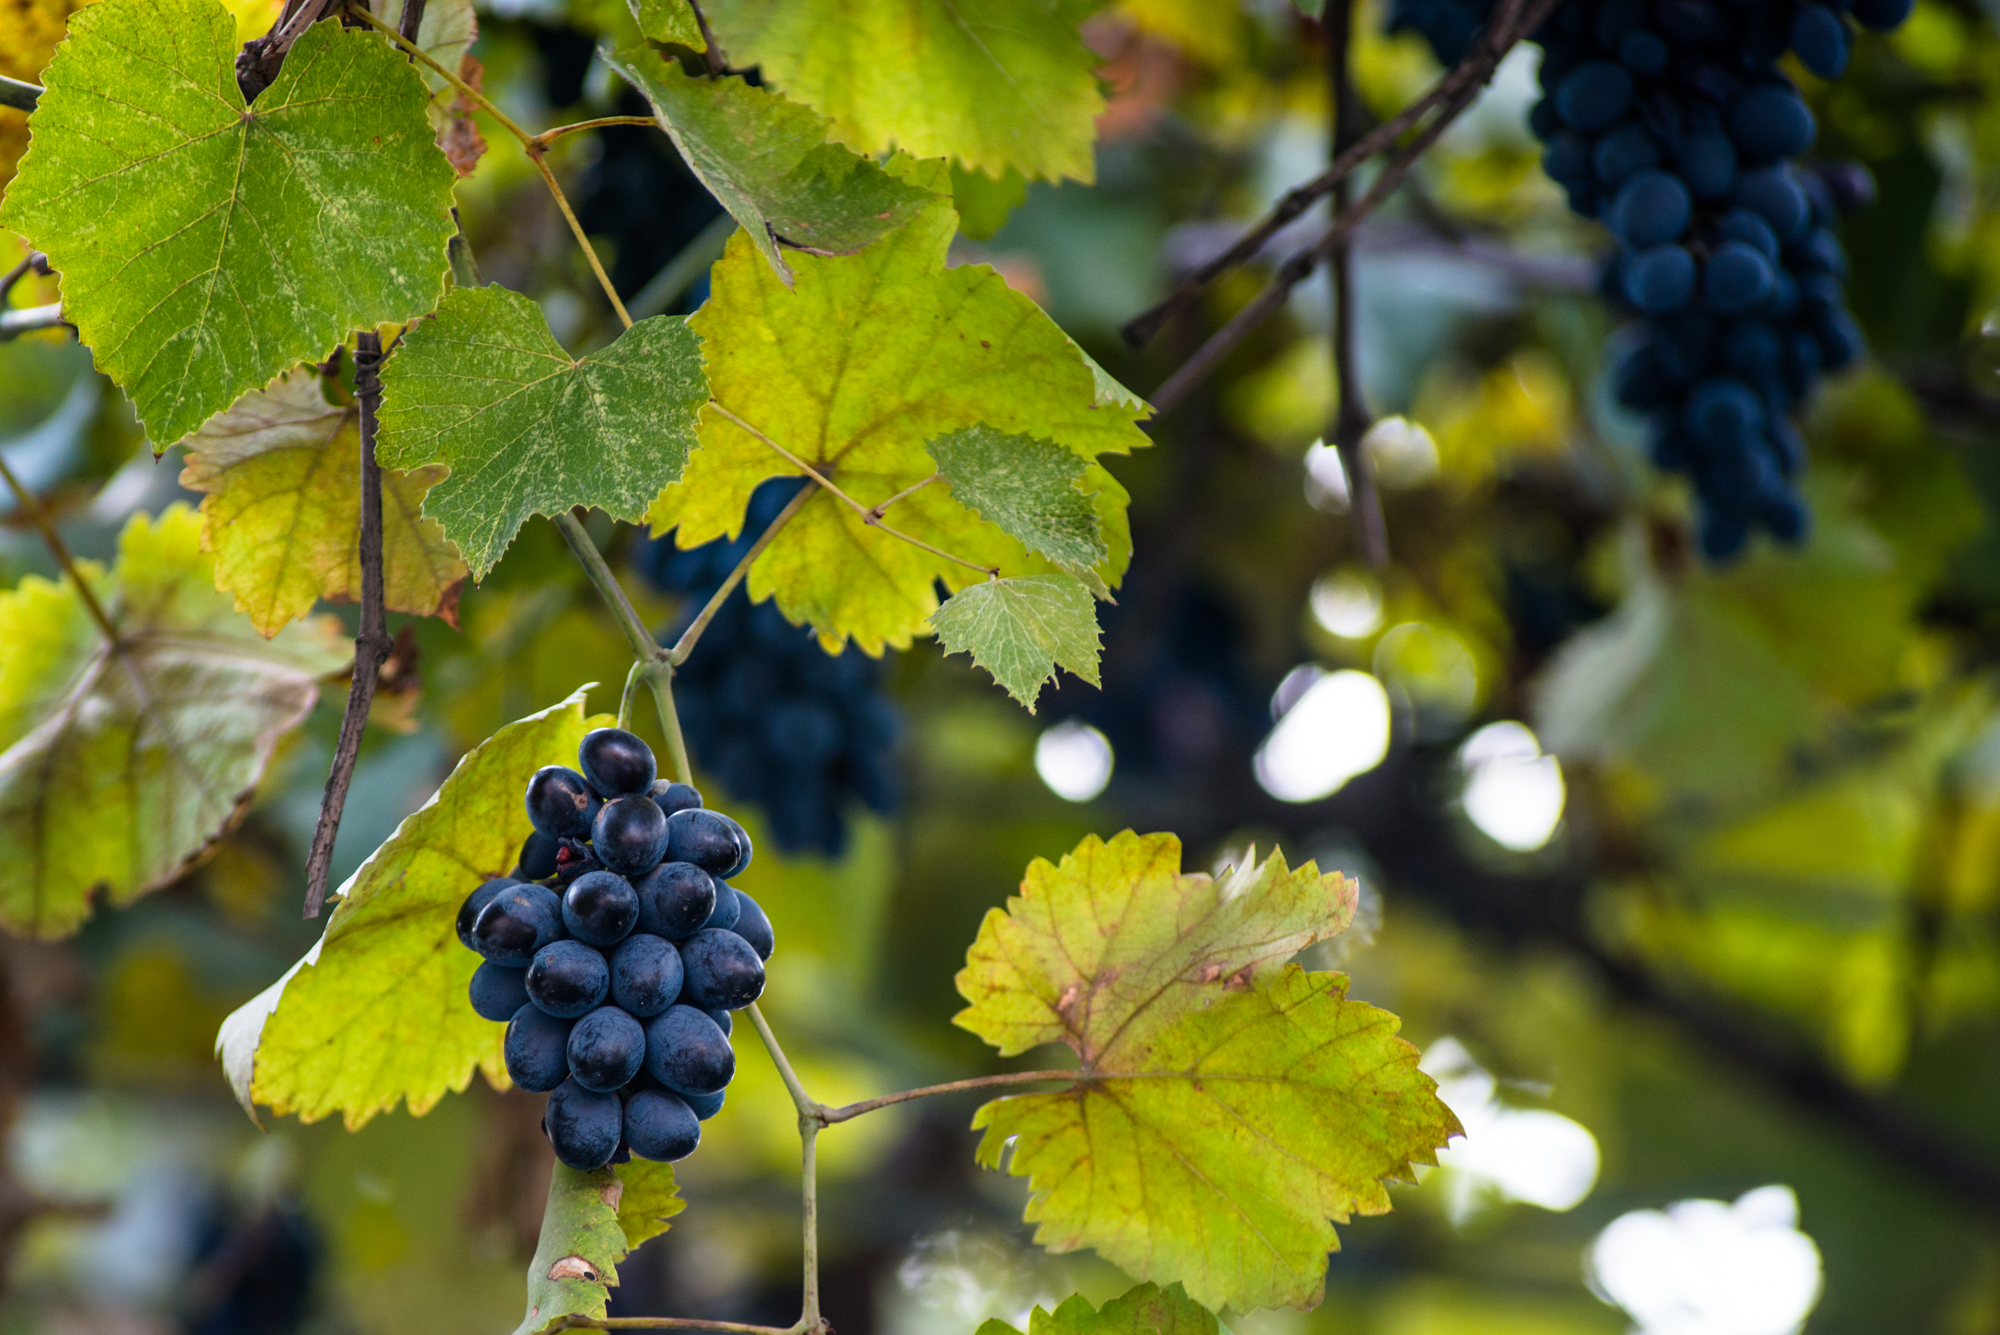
[512,1160,684,1334]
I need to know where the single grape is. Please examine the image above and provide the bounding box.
[1685,378,1766,449]
[1676,131,1737,201]
[592,795,670,877]
[624,1088,701,1162]
[610,933,684,1017]
[544,1078,623,1171]
[1729,86,1816,165]
[730,889,774,961]
[527,767,599,840]
[643,1005,736,1096]
[1715,209,1780,262]
[1616,28,1666,75]
[682,1088,725,1121]
[649,780,704,817]
[1703,242,1776,315]
[567,1005,647,1092]
[1850,0,1913,29]
[664,808,742,876]
[1622,245,1695,314]
[1554,60,1633,133]
[1735,168,1811,242]
[714,812,752,879]
[505,1005,574,1092]
[1592,122,1658,187]
[579,727,658,797]
[1607,170,1691,249]
[470,960,529,1021]
[457,878,516,950]
[527,939,611,1018]
[1790,4,1849,78]
[518,831,561,881]
[679,928,766,1011]
[633,861,718,940]
[562,870,640,947]
[705,1008,732,1037]
[699,880,741,933]
[471,883,565,966]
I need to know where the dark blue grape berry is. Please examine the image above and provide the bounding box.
[700,880,741,933]
[544,1078,624,1170]
[527,939,610,1018]
[665,808,745,877]
[625,1088,702,1161]
[679,928,766,1011]
[610,933,684,1016]
[592,795,669,877]
[471,884,565,966]
[1736,169,1812,242]
[729,890,774,961]
[633,861,717,941]
[650,781,704,817]
[1616,29,1667,75]
[1555,61,1633,132]
[562,870,640,947]
[579,728,657,797]
[505,1005,574,1092]
[682,1087,725,1121]
[1703,242,1776,315]
[518,831,561,881]
[644,1005,736,1096]
[1593,123,1659,187]
[567,1006,647,1092]
[1729,86,1816,165]
[527,767,599,840]
[1790,5,1849,77]
[1623,245,1695,313]
[1607,170,1691,247]
[458,878,516,950]
[705,1008,732,1037]
[1686,378,1766,449]
[1677,132,1738,201]
[1850,0,1912,31]
[470,961,529,1021]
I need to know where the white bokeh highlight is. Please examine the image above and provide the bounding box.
[1034,721,1113,802]
[1588,1185,1824,1335]
[1253,669,1391,802]
[1458,720,1566,851]
[1422,1037,1599,1225]
[1310,570,1385,639]
[1303,440,1350,513]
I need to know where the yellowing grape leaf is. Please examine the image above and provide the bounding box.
[605,43,936,282]
[629,0,705,46]
[976,1283,1217,1335]
[650,202,1148,654]
[178,369,468,636]
[0,505,349,939]
[216,691,610,1128]
[515,1160,683,1335]
[0,0,457,444]
[703,0,1105,183]
[377,285,708,575]
[956,831,1457,1312]
[929,574,1099,711]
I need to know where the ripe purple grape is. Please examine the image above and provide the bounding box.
[649,780,703,817]
[579,727,657,797]
[505,1005,574,1092]
[471,883,564,966]
[730,890,774,961]
[470,960,529,1021]
[682,1087,725,1121]
[633,861,717,940]
[610,933,684,1016]
[562,870,640,947]
[700,880,741,933]
[567,1005,647,1092]
[517,831,561,881]
[679,928,765,1011]
[544,1078,623,1171]
[664,808,743,877]
[527,939,610,1018]
[457,877,516,950]
[624,1088,701,1162]
[527,766,599,840]
[643,1004,735,1096]
[592,795,669,877]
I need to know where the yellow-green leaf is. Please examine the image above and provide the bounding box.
[217,691,610,1128]
[0,505,350,939]
[704,0,1105,183]
[178,369,469,636]
[513,1160,668,1335]
[956,831,1458,1311]
[629,0,705,45]
[929,574,1100,711]
[650,202,1148,654]
[615,1158,686,1249]
[978,1283,1218,1335]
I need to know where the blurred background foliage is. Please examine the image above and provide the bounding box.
[3,0,2000,1331]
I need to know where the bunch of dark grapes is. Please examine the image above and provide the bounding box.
[1387,0,1909,558]
[640,479,900,857]
[456,727,775,1172]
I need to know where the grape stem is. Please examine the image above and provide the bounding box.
[0,452,121,648]
[666,482,818,667]
[704,402,1001,579]
[686,0,734,78]
[303,331,395,919]
[817,1070,1083,1125]
[549,1320,796,1333]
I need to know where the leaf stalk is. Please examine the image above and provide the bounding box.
[666,481,817,666]
[0,451,121,647]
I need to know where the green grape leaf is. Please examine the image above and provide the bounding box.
[956,832,1458,1312]
[514,1161,673,1335]
[629,0,706,46]
[374,0,477,97]
[615,1159,686,1249]
[650,202,1148,654]
[0,0,457,445]
[604,43,936,282]
[927,425,1107,572]
[376,285,707,576]
[978,1283,1218,1335]
[0,506,349,939]
[216,690,607,1128]
[704,0,1105,183]
[178,369,468,636]
[929,574,1100,711]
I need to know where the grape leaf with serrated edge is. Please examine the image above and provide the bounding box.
[178,369,467,636]
[216,691,611,1127]
[0,0,457,444]
[649,201,1147,655]
[629,0,705,45]
[929,574,1100,711]
[604,42,936,282]
[955,831,1460,1311]
[927,425,1107,571]
[514,1160,683,1335]
[975,1283,1218,1335]
[376,285,707,575]
[703,0,1104,183]
[0,505,350,939]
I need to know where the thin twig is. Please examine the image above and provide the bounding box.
[648,668,694,786]
[527,150,635,328]
[553,512,666,665]
[1119,0,1541,348]
[867,472,940,520]
[303,333,394,919]
[618,660,646,730]
[0,75,39,113]
[0,452,119,646]
[532,116,657,147]
[346,4,533,141]
[550,1319,798,1333]
[393,0,425,40]
[1324,0,1389,569]
[746,1003,818,1118]
[704,402,1000,578]
[819,1071,1083,1125]
[0,304,67,342]
[686,0,731,77]
[667,482,818,665]
[0,252,47,304]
